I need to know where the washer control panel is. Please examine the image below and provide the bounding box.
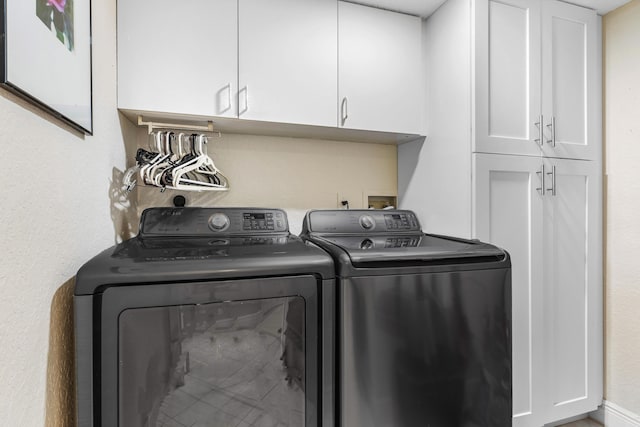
[140,208,288,237]
[306,209,421,234]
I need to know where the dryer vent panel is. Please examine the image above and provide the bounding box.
[367,195,397,209]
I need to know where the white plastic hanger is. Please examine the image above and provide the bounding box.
[169,134,229,191]
[123,130,229,192]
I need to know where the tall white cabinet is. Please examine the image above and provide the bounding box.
[399,0,603,425]
[474,154,602,426]
[473,154,546,426]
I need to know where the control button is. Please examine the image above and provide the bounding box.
[208,213,230,231]
[359,215,376,230]
[360,239,374,250]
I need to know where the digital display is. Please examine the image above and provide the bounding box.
[385,237,421,248]
[244,213,266,220]
[384,213,418,231]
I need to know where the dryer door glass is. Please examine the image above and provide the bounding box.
[118,296,306,427]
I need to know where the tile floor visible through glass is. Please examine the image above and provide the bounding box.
[156,302,305,427]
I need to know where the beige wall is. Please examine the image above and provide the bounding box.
[603,0,640,415]
[133,130,398,234]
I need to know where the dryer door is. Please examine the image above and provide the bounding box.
[119,297,305,427]
[97,276,320,427]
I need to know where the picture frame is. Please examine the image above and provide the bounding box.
[1,0,92,134]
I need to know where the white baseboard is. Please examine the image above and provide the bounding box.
[590,400,640,427]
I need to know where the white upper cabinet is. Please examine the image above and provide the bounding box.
[338,1,422,135]
[118,0,337,128]
[541,1,598,160]
[475,0,598,160]
[117,0,423,137]
[238,0,337,127]
[118,0,238,117]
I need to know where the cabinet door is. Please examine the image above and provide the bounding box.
[474,0,542,157]
[117,0,238,117]
[542,158,602,422]
[541,1,598,160]
[338,2,422,134]
[474,153,545,427]
[238,0,337,127]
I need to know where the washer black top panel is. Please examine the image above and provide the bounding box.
[312,233,505,264]
[302,209,421,234]
[75,208,334,295]
[140,207,288,237]
[301,209,508,269]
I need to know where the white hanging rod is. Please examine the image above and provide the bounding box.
[137,115,220,136]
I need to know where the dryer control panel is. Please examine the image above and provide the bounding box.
[140,208,289,237]
[305,209,421,234]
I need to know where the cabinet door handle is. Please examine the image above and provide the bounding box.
[534,115,543,146]
[239,86,249,115]
[536,164,546,195]
[546,116,556,147]
[244,85,249,113]
[341,97,348,126]
[546,165,556,196]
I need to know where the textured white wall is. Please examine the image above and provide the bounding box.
[0,0,130,424]
[0,1,399,425]
[603,0,640,416]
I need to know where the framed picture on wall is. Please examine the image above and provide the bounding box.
[0,0,92,134]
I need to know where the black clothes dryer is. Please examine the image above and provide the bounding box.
[301,209,512,427]
[74,207,335,427]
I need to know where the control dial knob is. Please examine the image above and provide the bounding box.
[360,238,374,250]
[359,215,376,230]
[208,213,230,231]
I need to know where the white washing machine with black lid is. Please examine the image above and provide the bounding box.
[74,207,335,427]
[301,209,512,427]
